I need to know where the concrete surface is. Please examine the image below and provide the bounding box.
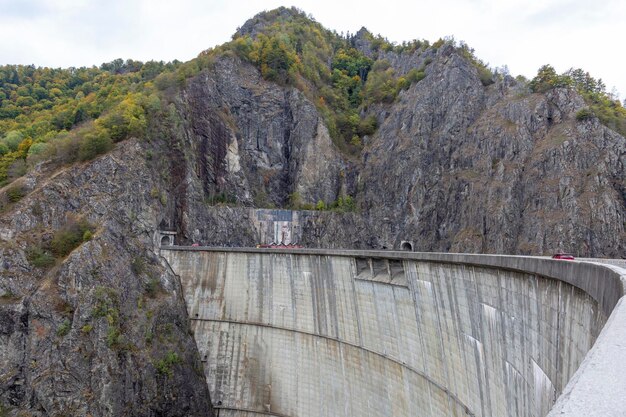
[161,248,626,417]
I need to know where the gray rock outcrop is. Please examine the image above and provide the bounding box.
[0,144,213,416]
[162,42,625,257]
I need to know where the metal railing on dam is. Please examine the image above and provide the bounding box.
[160,248,626,417]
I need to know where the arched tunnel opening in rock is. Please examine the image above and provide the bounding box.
[400,241,414,251]
[161,249,623,417]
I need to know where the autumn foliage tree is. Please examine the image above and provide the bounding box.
[0,58,169,185]
[213,8,426,152]
[529,65,626,136]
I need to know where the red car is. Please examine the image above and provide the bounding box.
[552,253,575,260]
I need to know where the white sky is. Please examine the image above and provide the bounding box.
[1,0,624,98]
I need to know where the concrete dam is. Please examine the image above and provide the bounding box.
[161,248,626,417]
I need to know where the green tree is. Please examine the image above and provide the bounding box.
[529,65,572,93]
[78,125,113,161]
[332,48,372,80]
[2,131,24,151]
[27,142,48,156]
[362,61,399,105]
[255,35,301,84]
[97,94,146,141]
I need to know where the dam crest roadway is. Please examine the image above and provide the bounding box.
[160,247,626,417]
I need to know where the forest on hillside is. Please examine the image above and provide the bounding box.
[1,7,624,196]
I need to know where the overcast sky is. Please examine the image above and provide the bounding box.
[1,0,624,98]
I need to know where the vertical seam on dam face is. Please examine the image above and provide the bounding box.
[161,249,614,417]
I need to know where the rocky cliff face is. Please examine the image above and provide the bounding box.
[164,40,624,257]
[180,56,346,207]
[358,43,625,255]
[156,54,357,246]
[0,143,213,416]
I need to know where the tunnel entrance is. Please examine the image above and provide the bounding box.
[400,240,413,251]
[158,230,176,247]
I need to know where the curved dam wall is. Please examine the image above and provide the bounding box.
[161,249,625,417]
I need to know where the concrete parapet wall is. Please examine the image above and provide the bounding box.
[161,248,625,417]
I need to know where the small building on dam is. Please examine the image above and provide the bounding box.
[160,246,626,417]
